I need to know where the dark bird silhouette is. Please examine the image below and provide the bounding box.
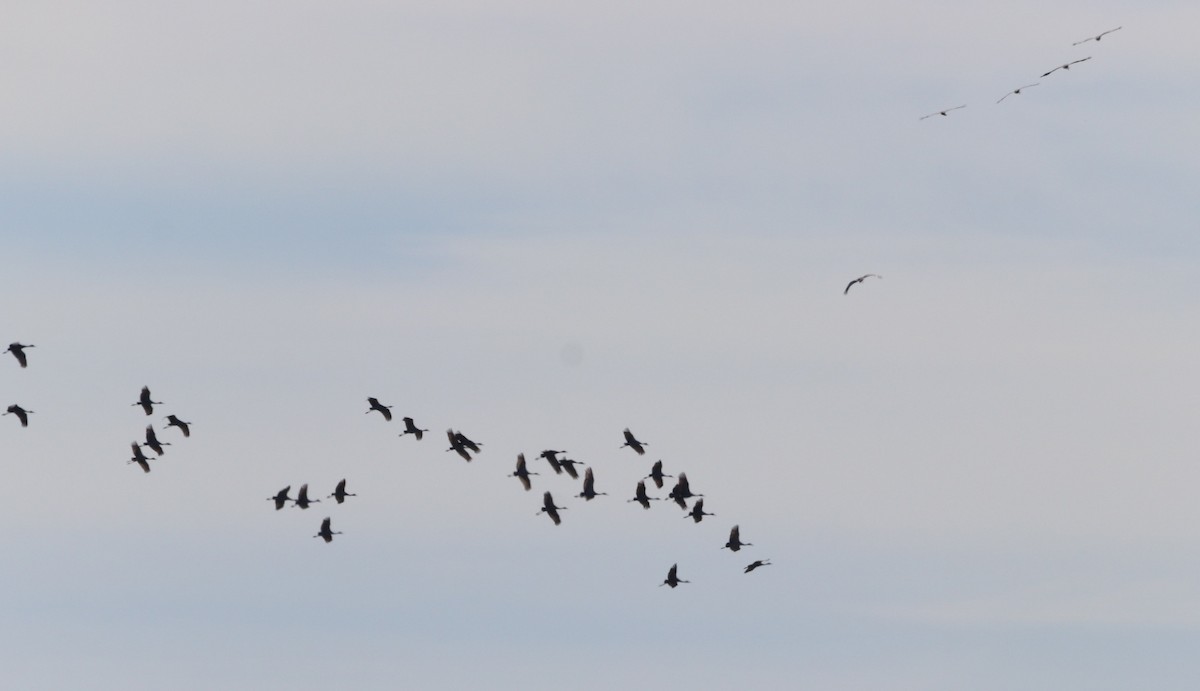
[722,525,752,552]
[997,83,1040,103]
[844,273,881,294]
[558,457,586,480]
[660,563,689,588]
[4,343,34,368]
[328,478,356,504]
[1042,57,1092,77]
[510,453,539,491]
[133,386,162,416]
[314,517,342,543]
[445,430,479,461]
[293,483,320,509]
[1073,26,1121,45]
[539,449,567,474]
[128,442,152,473]
[143,425,170,456]
[668,472,702,510]
[4,404,32,427]
[577,467,607,500]
[164,414,192,437]
[537,491,566,525]
[366,397,393,421]
[628,480,659,510]
[685,498,714,523]
[621,428,647,455]
[400,417,427,440]
[919,105,965,120]
[645,460,673,489]
[744,559,772,573]
[268,485,292,511]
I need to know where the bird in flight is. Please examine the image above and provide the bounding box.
[1042,57,1091,77]
[446,430,481,461]
[919,105,965,120]
[328,478,356,504]
[133,386,162,416]
[722,525,753,552]
[628,480,658,509]
[366,397,393,421]
[685,498,714,523]
[293,483,320,509]
[399,417,427,440]
[4,343,34,368]
[4,404,33,427]
[129,442,152,473]
[510,453,538,491]
[621,428,647,455]
[314,517,342,543]
[144,425,170,456]
[660,563,689,588]
[268,486,293,511]
[1073,27,1121,45]
[844,273,881,295]
[537,491,566,525]
[577,467,607,501]
[644,459,673,489]
[164,415,192,437]
[997,83,1040,103]
[744,559,772,573]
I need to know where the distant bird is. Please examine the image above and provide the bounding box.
[133,386,162,416]
[446,430,479,461]
[668,472,702,510]
[539,449,567,474]
[164,414,192,437]
[577,467,607,500]
[293,483,320,509]
[4,343,34,368]
[1042,57,1091,77]
[128,442,152,473]
[685,498,714,523]
[366,397,393,421]
[510,453,539,491]
[844,273,881,294]
[537,491,566,525]
[621,428,647,455]
[645,460,673,489]
[268,485,293,511]
[722,525,752,552]
[628,480,659,510]
[919,105,965,120]
[143,425,170,456]
[660,563,689,588]
[314,517,342,543]
[328,478,356,504]
[996,83,1040,103]
[1073,26,1121,45]
[558,457,586,480]
[400,417,427,440]
[744,559,772,573]
[4,404,32,427]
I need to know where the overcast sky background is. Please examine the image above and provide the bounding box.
[3,1,1200,689]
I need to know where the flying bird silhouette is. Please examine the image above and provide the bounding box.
[144,425,170,456]
[314,517,342,543]
[510,453,539,491]
[539,449,567,474]
[844,274,881,294]
[685,498,714,523]
[366,397,393,421]
[577,467,607,501]
[133,386,162,416]
[997,83,1040,103]
[558,457,586,480]
[660,563,689,588]
[621,428,647,455]
[537,491,566,525]
[128,442,152,473]
[400,417,427,440]
[722,525,753,552]
[4,404,33,427]
[628,480,659,510]
[4,343,34,368]
[744,559,772,573]
[1042,57,1091,77]
[445,430,480,461]
[644,460,673,489]
[919,105,965,120]
[1073,26,1121,45]
[328,478,356,504]
[164,415,192,437]
[668,472,702,510]
[293,483,320,509]
[268,486,293,511]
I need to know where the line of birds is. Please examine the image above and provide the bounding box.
[4,343,36,426]
[127,386,193,473]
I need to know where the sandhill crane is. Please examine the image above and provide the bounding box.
[621,428,647,455]
[1042,57,1091,77]
[446,430,474,461]
[660,563,689,588]
[4,343,34,368]
[133,386,162,416]
[844,274,881,294]
[919,105,965,120]
[558,457,586,480]
[4,404,32,427]
[1073,26,1121,45]
[539,449,567,474]
[577,467,607,500]
[328,479,356,504]
[143,425,170,456]
[645,460,673,489]
[268,486,292,511]
[128,442,152,473]
[400,417,427,440]
[668,473,702,510]
[164,415,192,437]
[314,517,342,543]
[538,491,566,525]
[997,83,1040,103]
[628,480,659,510]
[722,525,752,552]
[510,453,538,491]
[293,484,320,509]
[744,559,772,573]
[366,397,393,421]
[686,498,714,523]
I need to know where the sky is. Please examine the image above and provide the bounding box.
[3,1,1200,689]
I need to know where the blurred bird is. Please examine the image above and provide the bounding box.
[314,517,342,543]
[4,343,34,368]
[400,417,427,440]
[919,106,965,120]
[164,414,192,437]
[997,83,1039,103]
[538,491,566,525]
[328,479,356,504]
[1073,26,1121,45]
[722,525,752,552]
[293,484,320,509]
[366,397,393,421]
[1042,57,1091,77]
[268,486,292,511]
[685,498,714,523]
[744,559,772,573]
[510,453,538,491]
[4,404,32,427]
[133,386,162,416]
[144,425,170,456]
[539,449,567,474]
[128,442,152,473]
[628,480,659,510]
[660,563,689,588]
[621,428,647,455]
[668,472,702,510]
[446,430,481,461]
[577,467,607,500]
[844,274,881,294]
[558,457,586,480]
[645,460,673,489]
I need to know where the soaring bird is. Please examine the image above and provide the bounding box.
[577,467,607,501]
[143,425,170,456]
[328,478,356,504]
[538,491,566,525]
[844,274,881,294]
[621,428,647,455]
[4,404,33,427]
[268,486,293,511]
[366,397,393,421]
[645,460,673,489]
[919,105,965,120]
[400,417,427,440]
[668,472,702,510]
[722,525,753,552]
[129,442,152,473]
[685,498,714,523]
[293,484,320,509]
[539,449,567,474]
[628,480,659,510]
[1073,26,1121,45]
[445,430,479,461]
[133,386,162,416]
[1042,57,1092,77]
[510,453,539,491]
[744,559,772,573]
[314,517,342,543]
[164,414,192,437]
[997,83,1040,103]
[558,457,586,480]
[4,343,34,368]
[660,563,689,588]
